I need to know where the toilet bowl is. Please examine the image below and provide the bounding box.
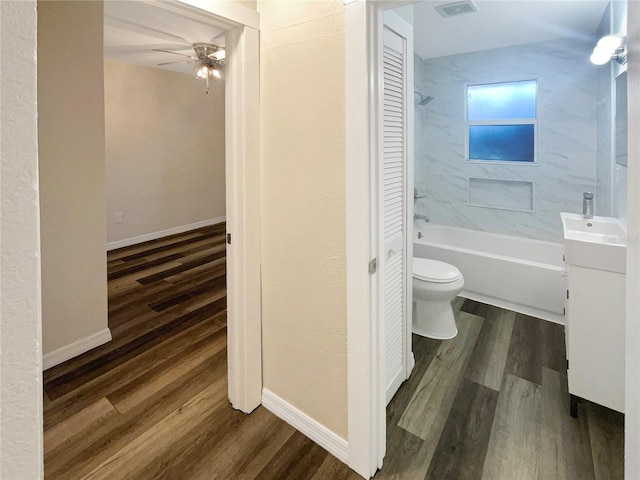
[413,258,464,340]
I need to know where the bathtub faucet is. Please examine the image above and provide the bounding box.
[583,192,594,219]
[415,213,430,222]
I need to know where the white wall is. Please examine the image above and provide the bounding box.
[596,0,628,220]
[38,1,109,357]
[596,3,614,217]
[415,38,598,242]
[0,1,44,477]
[105,60,225,244]
[612,0,628,222]
[258,0,348,439]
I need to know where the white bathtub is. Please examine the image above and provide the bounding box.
[414,224,566,324]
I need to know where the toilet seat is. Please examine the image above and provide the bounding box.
[413,258,461,283]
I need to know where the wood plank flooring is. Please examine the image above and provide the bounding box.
[43,225,359,480]
[43,227,624,479]
[380,299,624,480]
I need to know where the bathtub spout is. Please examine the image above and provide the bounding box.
[415,213,430,222]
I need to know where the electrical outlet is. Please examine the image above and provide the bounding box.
[115,212,123,223]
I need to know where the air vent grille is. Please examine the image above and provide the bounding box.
[435,0,478,18]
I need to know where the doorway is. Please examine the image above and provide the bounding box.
[38,0,261,476]
[37,0,260,411]
[346,1,640,479]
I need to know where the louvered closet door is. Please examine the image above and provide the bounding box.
[382,24,408,405]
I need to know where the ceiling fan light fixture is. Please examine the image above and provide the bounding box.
[210,63,223,79]
[194,63,210,79]
[192,61,223,94]
[156,43,224,94]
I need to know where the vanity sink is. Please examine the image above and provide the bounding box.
[561,212,626,273]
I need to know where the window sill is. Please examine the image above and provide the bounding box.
[465,159,540,166]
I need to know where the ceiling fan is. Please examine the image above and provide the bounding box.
[154,43,225,94]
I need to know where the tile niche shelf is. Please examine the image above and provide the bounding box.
[467,178,534,212]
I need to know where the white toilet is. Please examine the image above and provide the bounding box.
[413,258,465,339]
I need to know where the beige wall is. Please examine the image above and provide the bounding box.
[258,0,348,438]
[38,1,109,355]
[236,0,257,10]
[104,60,225,244]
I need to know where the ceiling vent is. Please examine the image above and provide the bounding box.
[435,0,478,18]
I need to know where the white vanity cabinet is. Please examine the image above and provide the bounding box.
[565,262,625,415]
[561,212,626,415]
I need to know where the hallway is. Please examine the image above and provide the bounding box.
[43,224,358,479]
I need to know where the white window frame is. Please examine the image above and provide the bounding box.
[465,79,539,165]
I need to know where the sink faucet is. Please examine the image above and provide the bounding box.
[583,192,594,219]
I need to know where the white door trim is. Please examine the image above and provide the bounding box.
[149,0,259,30]
[346,1,381,476]
[346,1,417,478]
[397,11,415,381]
[151,1,262,413]
[626,1,640,477]
[224,23,262,413]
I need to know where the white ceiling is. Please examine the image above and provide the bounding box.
[413,0,610,59]
[105,1,610,72]
[103,2,226,75]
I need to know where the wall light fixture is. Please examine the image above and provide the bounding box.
[590,35,627,66]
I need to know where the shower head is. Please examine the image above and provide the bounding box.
[414,91,434,106]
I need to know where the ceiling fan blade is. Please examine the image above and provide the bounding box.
[208,50,226,61]
[152,48,195,59]
[157,59,199,66]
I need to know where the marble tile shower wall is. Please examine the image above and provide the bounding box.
[414,38,599,243]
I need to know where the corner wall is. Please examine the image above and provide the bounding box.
[258,0,348,439]
[104,60,225,244]
[0,1,44,477]
[38,1,109,356]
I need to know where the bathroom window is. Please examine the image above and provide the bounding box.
[466,80,537,163]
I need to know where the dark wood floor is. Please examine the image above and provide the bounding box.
[43,226,624,479]
[43,225,358,480]
[377,298,625,480]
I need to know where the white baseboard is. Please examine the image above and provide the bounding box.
[43,328,112,370]
[107,216,226,251]
[262,388,349,464]
[459,290,565,325]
